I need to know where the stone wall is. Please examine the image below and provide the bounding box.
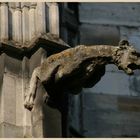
[0,53,31,137]
[69,3,140,137]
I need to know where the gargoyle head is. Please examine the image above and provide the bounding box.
[116,40,140,75]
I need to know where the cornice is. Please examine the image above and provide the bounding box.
[0,33,70,60]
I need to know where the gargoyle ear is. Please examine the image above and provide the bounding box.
[119,40,129,47]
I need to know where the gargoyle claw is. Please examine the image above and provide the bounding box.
[24,93,35,111]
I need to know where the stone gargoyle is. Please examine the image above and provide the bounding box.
[24,40,140,111]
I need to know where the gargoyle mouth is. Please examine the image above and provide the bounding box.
[128,63,140,70]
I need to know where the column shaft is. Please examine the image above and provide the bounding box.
[0,3,9,41]
[13,8,22,43]
[49,3,59,36]
[36,2,46,34]
[29,3,36,40]
[22,6,29,44]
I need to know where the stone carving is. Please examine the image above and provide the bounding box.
[24,40,140,111]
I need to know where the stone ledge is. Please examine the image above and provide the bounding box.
[0,33,70,60]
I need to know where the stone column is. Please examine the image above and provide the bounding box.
[0,3,9,41]
[21,4,29,45]
[0,53,24,137]
[13,3,22,43]
[29,3,36,40]
[49,3,59,36]
[22,57,32,137]
[36,2,46,34]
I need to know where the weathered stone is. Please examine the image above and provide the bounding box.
[80,94,140,137]
[0,2,69,138]
[0,54,27,138]
[24,40,140,111]
[80,24,119,45]
[79,3,140,27]
[0,33,69,60]
[118,96,140,112]
[29,46,62,137]
[81,92,118,111]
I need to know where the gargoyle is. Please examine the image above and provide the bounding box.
[24,40,140,111]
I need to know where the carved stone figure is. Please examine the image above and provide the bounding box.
[24,40,140,111]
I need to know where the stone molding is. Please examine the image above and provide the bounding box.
[0,33,70,60]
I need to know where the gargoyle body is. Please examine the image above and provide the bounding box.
[24,40,140,111]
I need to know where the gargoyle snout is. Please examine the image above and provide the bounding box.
[127,52,140,70]
[135,57,140,67]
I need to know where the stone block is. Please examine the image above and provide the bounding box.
[0,122,23,138]
[79,3,140,26]
[77,93,140,137]
[4,54,22,76]
[117,96,140,112]
[79,24,119,45]
[129,72,140,97]
[82,109,140,137]
[84,122,140,137]
[81,93,118,111]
